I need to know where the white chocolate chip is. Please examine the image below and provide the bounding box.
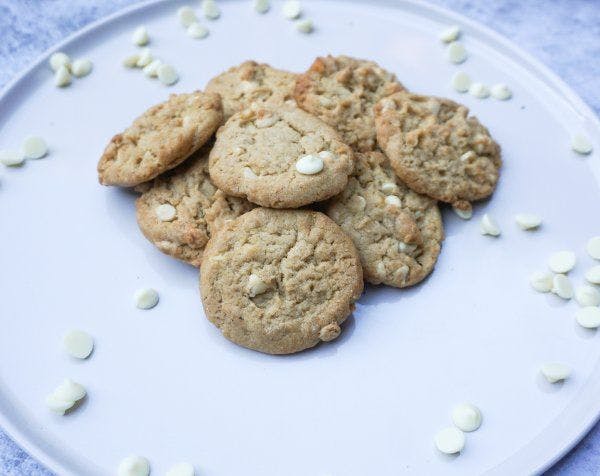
[63,330,94,359]
[136,48,153,68]
[155,203,177,221]
[187,22,209,39]
[540,363,571,383]
[143,59,162,78]
[530,271,553,293]
[247,274,268,297]
[451,71,471,93]
[282,0,301,19]
[586,236,600,259]
[255,114,278,128]
[398,242,417,254]
[134,288,159,309]
[123,54,140,68]
[49,52,71,72]
[348,194,366,212]
[243,167,257,179]
[480,213,500,236]
[575,306,600,329]
[317,150,335,161]
[439,25,460,43]
[46,378,86,415]
[548,251,576,274]
[45,393,75,415]
[254,0,270,13]
[23,135,48,158]
[575,285,600,307]
[0,149,25,166]
[118,455,150,476]
[166,462,195,476]
[447,41,467,64]
[178,6,198,27]
[551,274,573,300]
[434,427,465,454]
[132,26,149,46]
[460,151,476,162]
[296,154,324,175]
[296,19,313,34]
[202,0,220,19]
[71,58,93,77]
[54,66,71,87]
[452,205,472,220]
[469,82,490,99]
[385,195,401,207]
[157,64,179,86]
[491,83,512,100]
[585,265,600,284]
[380,182,396,194]
[571,134,593,155]
[515,213,541,230]
[451,403,482,432]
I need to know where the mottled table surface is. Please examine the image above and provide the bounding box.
[0,0,599,474]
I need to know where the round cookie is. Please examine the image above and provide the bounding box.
[200,208,364,354]
[136,144,254,267]
[208,105,354,208]
[294,55,405,152]
[327,151,443,288]
[374,92,501,207]
[98,91,223,187]
[205,61,297,119]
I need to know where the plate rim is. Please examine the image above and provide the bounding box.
[0,1,598,474]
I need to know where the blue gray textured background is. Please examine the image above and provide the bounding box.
[0,0,599,474]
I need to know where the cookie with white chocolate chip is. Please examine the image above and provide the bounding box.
[327,150,443,288]
[98,91,223,187]
[208,105,354,208]
[200,208,364,354]
[374,92,501,207]
[136,143,254,267]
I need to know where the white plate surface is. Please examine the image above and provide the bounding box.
[1,1,599,475]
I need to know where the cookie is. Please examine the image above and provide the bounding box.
[327,151,443,288]
[208,105,354,208]
[200,208,364,354]
[205,61,297,119]
[98,91,223,187]
[136,144,254,266]
[294,55,405,152]
[374,92,501,206]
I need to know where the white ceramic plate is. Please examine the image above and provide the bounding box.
[1,1,599,474]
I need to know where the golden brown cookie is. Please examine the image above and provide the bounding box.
[200,208,364,354]
[205,61,297,119]
[327,151,443,288]
[374,92,501,207]
[294,55,405,152]
[98,91,223,187]
[136,144,254,266]
[208,105,354,208]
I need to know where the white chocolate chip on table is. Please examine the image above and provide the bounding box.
[548,250,576,274]
[71,58,93,78]
[540,363,571,383]
[491,83,512,100]
[551,274,573,299]
[439,25,460,43]
[0,149,25,166]
[54,66,71,87]
[166,462,195,476]
[586,236,600,259]
[451,403,482,432]
[296,19,314,34]
[282,0,301,19]
[575,285,600,307]
[585,265,600,284]
[515,213,541,230]
[132,26,149,46]
[480,213,500,236]
[451,71,471,93]
[63,329,94,359]
[123,54,140,68]
[434,427,465,454]
[254,0,270,14]
[202,0,220,19]
[447,41,467,64]
[187,22,209,39]
[469,82,490,99]
[136,48,153,68]
[575,306,600,329]
[49,52,71,72]
[530,271,553,293]
[178,6,198,27]
[118,455,151,476]
[158,64,179,86]
[134,288,159,309]
[143,60,162,78]
[571,134,593,155]
[45,378,86,415]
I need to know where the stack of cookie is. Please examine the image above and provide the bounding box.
[97,57,501,355]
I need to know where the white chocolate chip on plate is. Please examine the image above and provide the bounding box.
[123,54,140,68]
[491,83,512,100]
[296,19,314,33]
[0,149,25,166]
[451,71,471,93]
[71,58,93,77]
[575,306,600,329]
[63,330,94,359]
[480,213,500,236]
[452,203,472,220]
[46,378,86,415]
[155,203,177,221]
[143,59,162,78]
[515,213,541,230]
[202,0,220,19]
[540,363,571,383]
[134,288,159,309]
[157,64,179,86]
[166,462,195,476]
[118,455,151,476]
[54,66,72,87]
[451,403,482,432]
[178,6,198,27]
[586,236,600,259]
[571,134,593,155]
[132,26,149,46]
[282,0,301,19]
[447,41,467,64]
[575,285,600,307]
[551,274,573,300]
[187,22,209,39]
[585,265,600,284]
[439,25,460,43]
[254,0,270,14]
[469,82,490,99]
[434,427,465,454]
[530,271,553,293]
[49,52,71,72]
[136,48,153,68]
[548,251,576,274]
[23,135,49,160]
[296,154,324,175]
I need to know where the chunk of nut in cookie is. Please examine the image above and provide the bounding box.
[255,113,278,128]
[247,274,268,297]
[296,154,324,175]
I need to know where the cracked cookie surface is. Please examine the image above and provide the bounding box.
[205,61,297,119]
[208,105,354,208]
[374,92,501,207]
[136,144,254,266]
[294,55,405,152]
[98,91,223,187]
[200,208,364,354]
[327,151,443,288]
